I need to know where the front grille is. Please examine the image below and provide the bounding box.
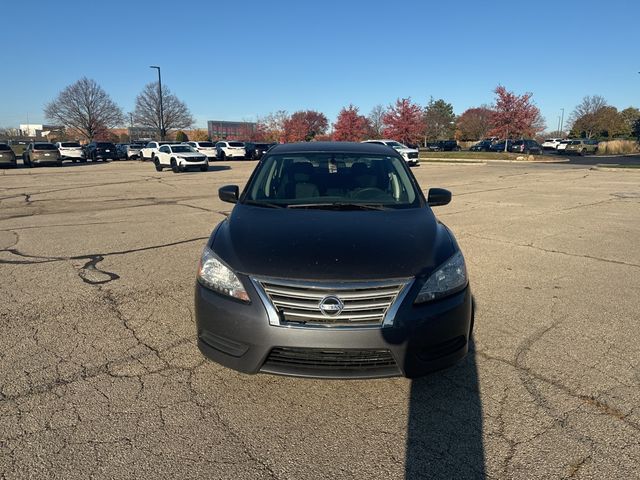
[262,347,400,377]
[256,279,408,327]
[408,152,419,159]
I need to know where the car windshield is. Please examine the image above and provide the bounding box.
[171,145,195,153]
[61,142,80,147]
[570,140,581,145]
[243,153,421,209]
[0,144,11,151]
[385,141,407,149]
[197,142,215,147]
[96,143,114,148]
[229,142,244,147]
[34,143,57,150]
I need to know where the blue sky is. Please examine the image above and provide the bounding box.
[1,0,638,131]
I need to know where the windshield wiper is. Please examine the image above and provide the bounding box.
[288,202,389,211]
[243,200,288,209]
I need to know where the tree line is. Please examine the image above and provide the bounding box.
[40,78,640,144]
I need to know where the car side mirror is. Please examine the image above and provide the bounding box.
[219,185,239,204]
[427,188,451,207]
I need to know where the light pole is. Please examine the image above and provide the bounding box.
[150,66,165,140]
[559,108,565,138]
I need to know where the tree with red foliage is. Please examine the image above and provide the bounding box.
[489,86,545,139]
[333,105,370,142]
[457,107,494,140]
[283,110,328,142]
[382,98,424,145]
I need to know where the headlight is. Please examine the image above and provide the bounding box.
[415,251,467,304]
[197,246,249,302]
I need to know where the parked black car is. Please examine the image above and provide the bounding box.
[115,144,128,160]
[469,140,493,152]
[244,142,276,160]
[489,140,514,152]
[510,139,543,155]
[426,140,461,152]
[195,142,472,379]
[85,142,118,161]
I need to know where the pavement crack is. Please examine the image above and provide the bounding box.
[463,233,640,269]
[77,255,120,285]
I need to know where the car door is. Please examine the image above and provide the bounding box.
[157,145,171,166]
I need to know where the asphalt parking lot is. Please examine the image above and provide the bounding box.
[1,159,639,479]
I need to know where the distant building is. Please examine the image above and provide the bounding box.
[128,126,158,141]
[19,124,64,138]
[208,120,256,140]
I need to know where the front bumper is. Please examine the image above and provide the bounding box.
[195,279,472,379]
[177,157,208,168]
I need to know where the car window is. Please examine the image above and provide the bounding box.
[33,143,57,150]
[244,153,420,209]
[197,142,214,147]
[159,146,170,153]
[229,142,244,147]
[385,141,406,148]
[60,142,80,147]
[171,145,194,153]
[0,144,12,151]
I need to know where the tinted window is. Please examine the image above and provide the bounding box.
[244,153,420,209]
[570,140,581,145]
[197,142,215,147]
[33,143,57,150]
[159,146,170,153]
[229,142,244,147]
[96,143,115,148]
[0,144,11,151]
[60,142,81,147]
[171,145,194,153]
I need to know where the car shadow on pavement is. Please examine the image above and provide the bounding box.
[203,165,231,172]
[404,338,484,479]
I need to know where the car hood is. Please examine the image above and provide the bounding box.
[394,147,419,154]
[211,204,456,281]
[176,152,206,157]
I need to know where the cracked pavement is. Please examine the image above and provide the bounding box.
[1,160,639,479]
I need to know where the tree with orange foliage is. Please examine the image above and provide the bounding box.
[382,98,423,145]
[333,105,370,142]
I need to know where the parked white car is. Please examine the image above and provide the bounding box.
[140,141,180,161]
[55,141,85,162]
[154,144,208,172]
[215,141,246,160]
[187,141,218,159]
[361,139,420,166]
[541,138,564,150]
[556,140,571,152]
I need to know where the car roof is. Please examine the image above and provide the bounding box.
[268,141,400,155]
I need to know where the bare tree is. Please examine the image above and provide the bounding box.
[568,95,607,126]
[367,104,386,138]
[44,77,124,141]
[133,82,194,138]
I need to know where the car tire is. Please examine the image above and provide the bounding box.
[219,151,226,161]
[200,165,208,172]
[171,159,179,173]
[581,148,586,156]
[57,159,63,167]
[154,159,163,172]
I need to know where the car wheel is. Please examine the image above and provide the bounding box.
[154,159,163,172]
[200,164,208,172]
[219,151,226,161]
[171,158,179,173]
[581,148,586,156]
[57,159,63,167]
